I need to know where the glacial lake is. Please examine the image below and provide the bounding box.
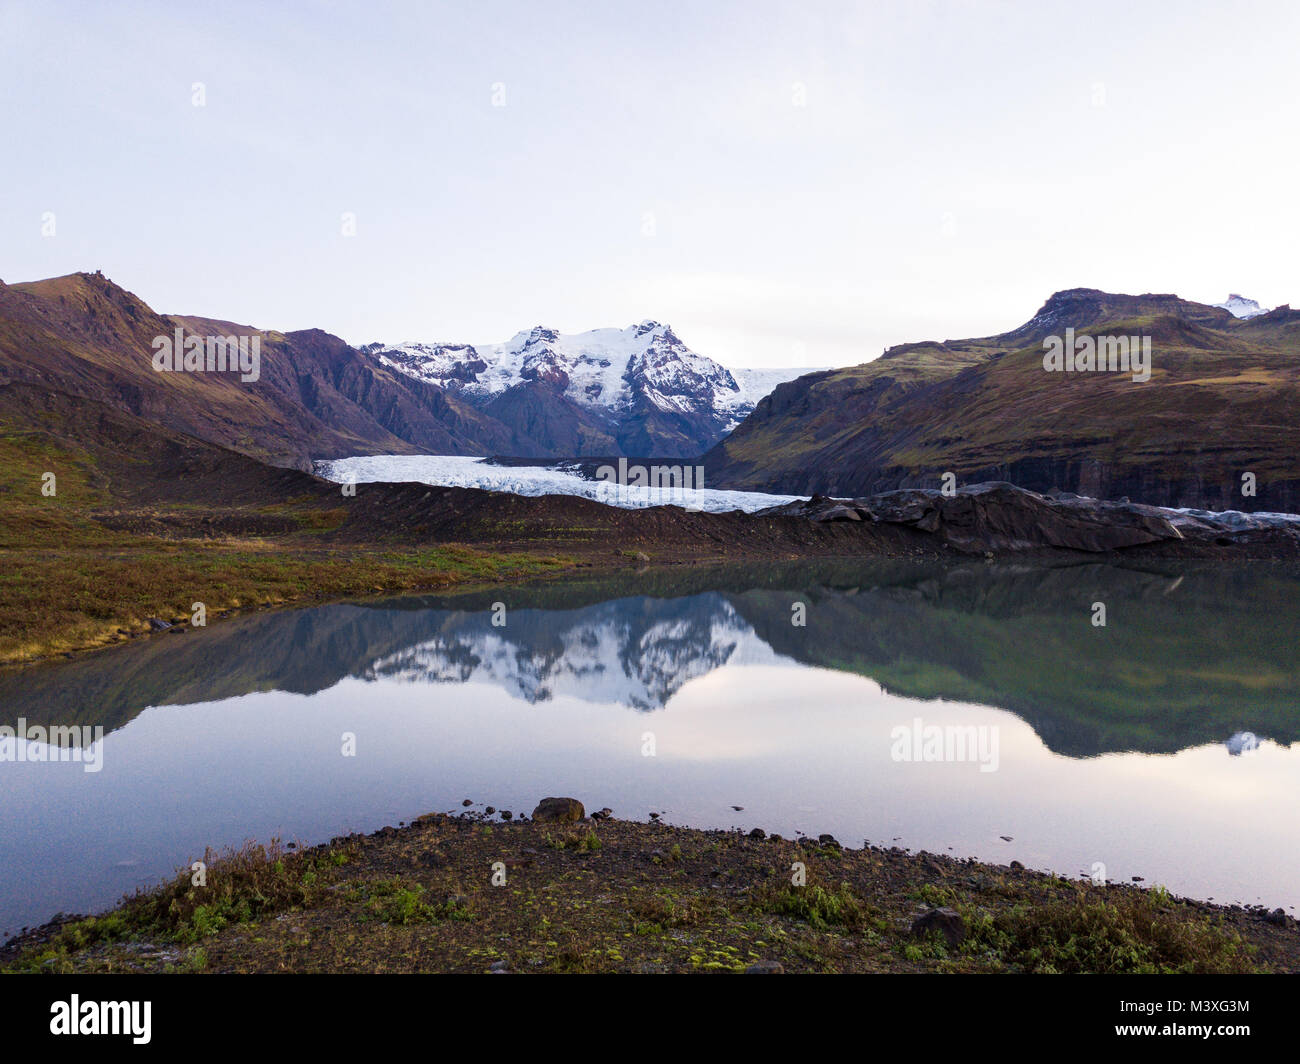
[1,558,1298,940]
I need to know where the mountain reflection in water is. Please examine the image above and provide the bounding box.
[4,558,1297,757]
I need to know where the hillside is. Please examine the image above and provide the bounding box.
[705,289,1300,511]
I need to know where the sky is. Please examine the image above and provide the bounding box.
[2,0,1297,369]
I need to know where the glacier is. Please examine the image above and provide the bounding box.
[315,454,804,514]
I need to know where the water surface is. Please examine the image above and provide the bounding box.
[1,559,1297,939]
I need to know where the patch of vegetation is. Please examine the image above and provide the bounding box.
[544,827,603,852]
[352,880,473,925]
[756,881,878,931]
[965,889,1257,974]
[5,838,358,970]
[626,890,708,931]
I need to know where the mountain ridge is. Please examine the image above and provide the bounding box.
[0,272,810,465]
[706,287,1300,511]
[361,322,813,457]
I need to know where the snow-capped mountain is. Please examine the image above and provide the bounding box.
[1214,294,1270,319]
[361,593,793,711]
[360,322,813,458]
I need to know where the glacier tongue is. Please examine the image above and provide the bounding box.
[316,454,803,514]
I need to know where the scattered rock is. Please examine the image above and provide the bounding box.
[485,806,495,815]
[592,808,613,820]
[745,961,784,974]
[747,828,766,840]
[911,907,966,949]
[818,834,841,849]
[531,797,584,823]
[500,810,513,820]
[461,799,473,807]
[1009,860,1025,871]
[488,959,509,973]
[146,617,172,631]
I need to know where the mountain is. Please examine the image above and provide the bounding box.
[361,323,810,457]
[0,273,807,466]
[705,288,1300,512]
[1214,294,1270,319]
[0,272,513,469]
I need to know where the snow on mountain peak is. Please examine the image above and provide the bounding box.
[1214,294,1270,319]
[364,322,810,426]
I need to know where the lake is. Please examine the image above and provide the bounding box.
[1,557,1297,940]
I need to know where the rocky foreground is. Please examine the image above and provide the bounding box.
[4,799,1296,975]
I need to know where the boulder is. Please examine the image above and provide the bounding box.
[531,796,585,823]
[910,906,966,949]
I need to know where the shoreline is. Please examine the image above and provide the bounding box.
[8,456,1300,671]
[0,544,928,673]
[4,802,1296,974]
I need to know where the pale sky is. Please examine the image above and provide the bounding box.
[2,0,1296,369]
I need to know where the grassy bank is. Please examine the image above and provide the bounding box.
[0,527,573,667]
[4,810,1294,974]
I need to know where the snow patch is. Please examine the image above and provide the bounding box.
[1213,294,1270,319]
